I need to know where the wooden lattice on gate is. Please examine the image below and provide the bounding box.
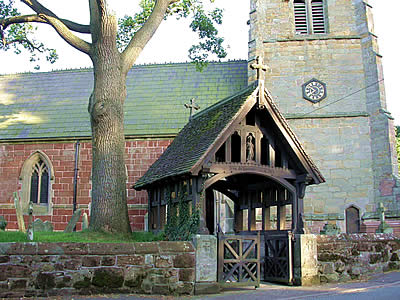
[264,231,293,284]
[217,232,261,288]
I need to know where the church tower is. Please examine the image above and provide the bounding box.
[248,0,399,233]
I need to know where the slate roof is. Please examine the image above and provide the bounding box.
[134,84,258,189]
[0,61,248,140]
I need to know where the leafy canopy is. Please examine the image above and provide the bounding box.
[0,0,57,70]
[1,0,227,70]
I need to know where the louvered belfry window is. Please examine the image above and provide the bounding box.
[311,0,325,33]
[294,0,326,35]
[294,0,308,34]
[30,158,50,204]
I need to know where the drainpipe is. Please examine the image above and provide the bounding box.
[73,140,80,213]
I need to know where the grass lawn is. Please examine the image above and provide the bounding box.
[0,230,165,243]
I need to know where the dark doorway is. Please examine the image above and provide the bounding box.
[346,206,360,233]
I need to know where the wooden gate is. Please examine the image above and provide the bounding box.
[264,231,293,284]
[217,232,261,288]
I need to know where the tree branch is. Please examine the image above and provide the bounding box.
[21,0,91,33]
[38,14,91,55]
[121,0,177,74]
[88,0,100,44]
[3,36,42,51]
[1,14,46,29]
[95,0,106,17]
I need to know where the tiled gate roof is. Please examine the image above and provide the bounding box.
[134,85,257,189]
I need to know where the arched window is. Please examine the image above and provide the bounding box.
[20,151,54,215]
[30,158,50,205]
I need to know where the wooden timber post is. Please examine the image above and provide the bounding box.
[294,177,307,234]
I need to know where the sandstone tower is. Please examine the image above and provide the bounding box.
[248,0,399,233]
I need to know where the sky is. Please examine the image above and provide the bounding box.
[1,1,399,124]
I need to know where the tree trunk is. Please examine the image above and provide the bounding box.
[87,19,131,233]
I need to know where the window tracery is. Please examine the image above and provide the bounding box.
[20,151,54,215]
[30,158,50,205]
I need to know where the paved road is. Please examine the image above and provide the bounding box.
[69,271,400,300]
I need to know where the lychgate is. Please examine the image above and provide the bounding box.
[135,73,324,286]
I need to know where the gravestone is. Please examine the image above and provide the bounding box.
[26,202,33,241]
[144,213,148,232]
[33,219,53,232]
[64,209,82,233]
[0,216,7,230]
[376,203,393,234]
[320,223,341,235]
[13,192,26,232]
[82,212,89,230]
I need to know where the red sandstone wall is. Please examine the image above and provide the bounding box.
[0,241,195,297]
[0,139,172,231]
[126,140,172,230]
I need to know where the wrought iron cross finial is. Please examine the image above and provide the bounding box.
[184,98,200,121]
[250,56,268,82]
[377,202,386,223]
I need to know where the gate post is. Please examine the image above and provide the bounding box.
[293,234,319,286]
[192,235,220,294]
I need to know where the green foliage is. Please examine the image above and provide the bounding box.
[0,230,164,243]
[0,0,58,69]
[2,0,225,71]
[188,6,226,70]
[164,189,200,241]
[117,0,156,52]
[116,0,227,70]
[0,230,26,242]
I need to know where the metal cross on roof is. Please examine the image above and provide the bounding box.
[250,56,268,82]
[377,202,386,223]
[184,98,200,121]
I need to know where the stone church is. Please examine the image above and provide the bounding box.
[0,0,398,233]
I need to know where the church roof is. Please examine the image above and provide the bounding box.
[0,61,247,140]
[135,83,325,189]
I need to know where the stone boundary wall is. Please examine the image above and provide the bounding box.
[0,241,195,298]
[317,234,400,283]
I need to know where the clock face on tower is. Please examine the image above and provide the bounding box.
[302,78,327,103]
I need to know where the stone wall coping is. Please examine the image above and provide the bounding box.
[317,233,400,243]
[0,241,195,256]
